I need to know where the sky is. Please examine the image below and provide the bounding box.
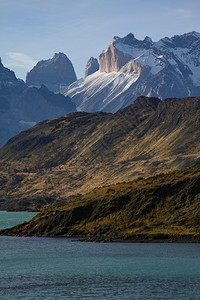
[1,0,200,80]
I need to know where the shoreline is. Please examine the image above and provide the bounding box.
[1,231,199,244]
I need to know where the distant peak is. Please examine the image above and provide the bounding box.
[113,33,135,44]
[172,31,200,40]
[85,57,99,77]
[113,33,155,49]
[26,52,77,92]
[113,36,120,42]
[52,52,68,60]
[144,36,153,43]
[54,52,66,57]
[126,32,135,39]
[190,31,200,38]
[88,57,98,62]
[161,36,172,42]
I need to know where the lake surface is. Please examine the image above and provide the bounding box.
[0,211,38,230]
[0,212,200,299]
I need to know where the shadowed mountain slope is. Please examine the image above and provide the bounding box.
[1,162,200,242]
[1,96,200,210]
[0,59,76,146]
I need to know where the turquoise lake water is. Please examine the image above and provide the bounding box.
[0,211,38,230]
[0,212,200,299]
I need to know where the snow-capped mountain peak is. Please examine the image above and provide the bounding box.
[105,31,200,85]
[63,31,200,113]
[154,31,200,86]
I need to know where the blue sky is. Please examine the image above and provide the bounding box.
[1,0,200,80]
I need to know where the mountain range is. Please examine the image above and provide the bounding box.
[1,96,200,211]
[0,57,76,146]
[1,31,200,241]
[1,31,200,145]
[63,31,200,113]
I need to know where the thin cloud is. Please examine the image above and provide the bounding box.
[176,8,192,18]
[6,52,37,69]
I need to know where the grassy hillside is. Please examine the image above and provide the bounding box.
[1,96,200,210]
[1,162,200,242]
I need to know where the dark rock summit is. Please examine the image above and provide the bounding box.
[85,57,99,77]
[26,52,77,92]
[0,58,19,87]
[0,59,76,146]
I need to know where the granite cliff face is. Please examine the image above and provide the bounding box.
[99,42,133,72]
[85,57,99,77]
[0,59,76,146]
[63,31,200,113]
[26,53,77,92]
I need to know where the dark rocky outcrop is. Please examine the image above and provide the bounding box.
[0,58,18,86]
[0,59,76,146]
[26,53,77,92]
[85,57,99,77]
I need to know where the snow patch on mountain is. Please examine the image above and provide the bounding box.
[63,71,139,112]
[170,48,200,86]
[63,31,200,113]
[155,33,200,86]
[115,42,144,58]
[132,50,165,75]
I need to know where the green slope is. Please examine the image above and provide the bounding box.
[1,162,200,242]
[1,96,200,210]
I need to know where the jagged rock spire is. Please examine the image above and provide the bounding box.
[85,57,99,77]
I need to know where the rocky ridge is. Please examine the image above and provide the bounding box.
[0,59,76,146]
[26,52,77,92]
[63,31,200,113]
[1,161,200,242]
[1,96,200,210]
[85,57,99,77]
